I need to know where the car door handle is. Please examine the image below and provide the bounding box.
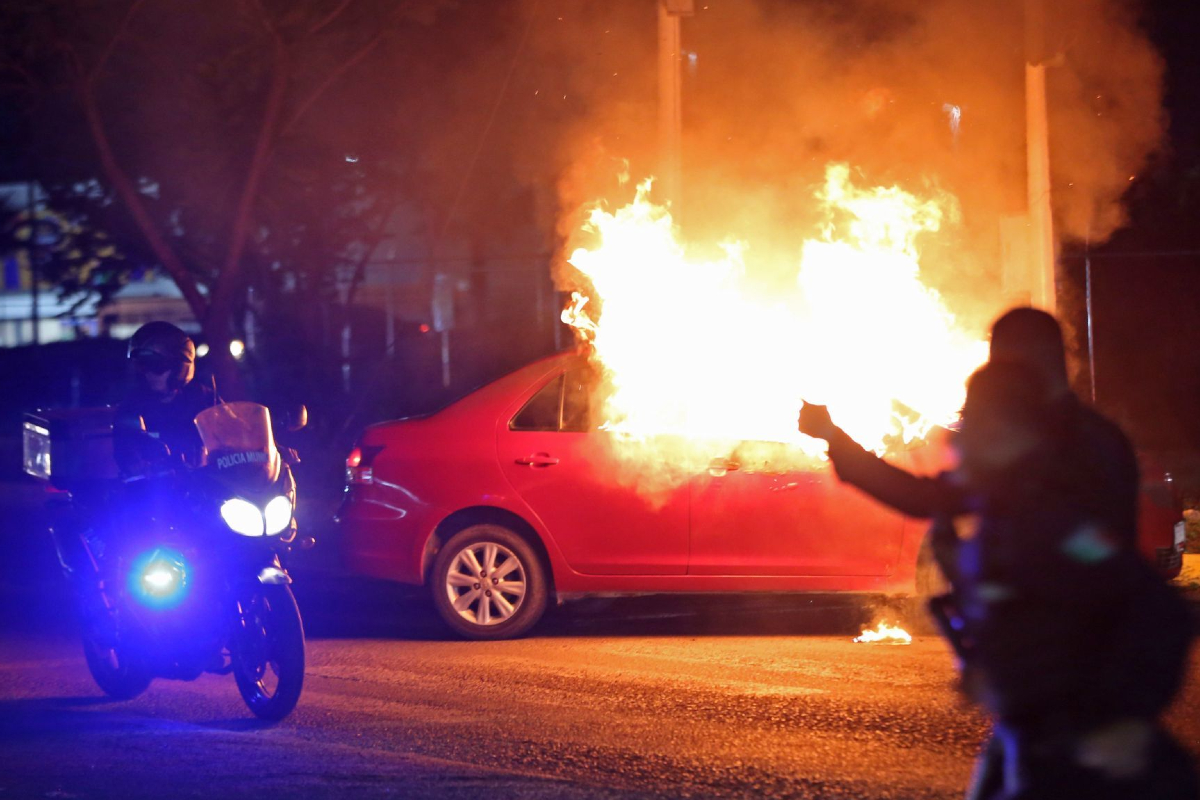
[516,453,560,468]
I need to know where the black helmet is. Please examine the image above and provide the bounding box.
[129,321,195,392]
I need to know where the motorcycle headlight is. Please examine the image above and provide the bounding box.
[263,495,293,536]
[221,498,264,537]
[129,547,189,609]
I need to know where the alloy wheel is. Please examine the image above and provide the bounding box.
[443,541,527,626]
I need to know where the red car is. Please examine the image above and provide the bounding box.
[339,352,1184,639]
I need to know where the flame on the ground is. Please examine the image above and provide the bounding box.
[562,163,986,477]
[854,622,913,644]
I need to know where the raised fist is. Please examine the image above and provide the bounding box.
[798,402,836,441]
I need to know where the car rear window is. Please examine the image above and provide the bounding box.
[510,375,564,431]
[509,369,596,432]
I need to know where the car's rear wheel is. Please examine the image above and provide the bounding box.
[430,524,547,640]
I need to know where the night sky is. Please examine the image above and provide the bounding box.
[1,0,1198,453]
[1081,0,1200,451]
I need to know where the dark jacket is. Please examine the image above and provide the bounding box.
[114,380,217,475]
[951,454,1185,727]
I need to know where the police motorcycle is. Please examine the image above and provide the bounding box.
[29,401,308,721]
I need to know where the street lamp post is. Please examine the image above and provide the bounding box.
[1025,0,1057,313]
[27,180,40,346]
[657,0,693,208]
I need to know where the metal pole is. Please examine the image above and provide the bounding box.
[1025,65,1056,314]
[657,1,693,207]
[385,262,396,356]
[1025,0,1056,313]
[441,330,451,388]
[27,180,39,346]
[1085,253,1096,404]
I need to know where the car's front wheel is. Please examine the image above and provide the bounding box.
[430,524,547,640]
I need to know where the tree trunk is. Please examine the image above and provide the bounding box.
[78,81,208,324]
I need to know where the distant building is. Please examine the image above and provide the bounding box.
[0,181,195,347]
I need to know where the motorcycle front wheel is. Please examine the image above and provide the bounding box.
[231,584,305,721]
[81,623,152,700]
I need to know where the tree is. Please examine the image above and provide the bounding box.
[0,0,452,374]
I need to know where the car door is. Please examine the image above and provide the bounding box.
[496,367,689,575]
[689,442,905,576]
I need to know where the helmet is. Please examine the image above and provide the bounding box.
[129,321,195,393]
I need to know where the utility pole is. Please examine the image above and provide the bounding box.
[657,0,693,207]
[26,180,40,346]
[1025,0,1057,312]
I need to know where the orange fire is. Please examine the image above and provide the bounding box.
[562,163,986,478]
[853,622,913,644]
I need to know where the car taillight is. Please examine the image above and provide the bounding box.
[346,445,383,485]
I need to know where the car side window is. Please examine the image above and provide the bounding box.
[561,369,593,433]
[510,375,563,432]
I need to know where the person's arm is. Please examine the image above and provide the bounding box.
[113,402,173,478]
[800,403,966,518]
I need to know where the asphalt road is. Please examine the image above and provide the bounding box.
[2,482,1199,800]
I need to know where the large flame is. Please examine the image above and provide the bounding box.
[562,163,986,477]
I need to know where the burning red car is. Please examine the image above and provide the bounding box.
[339,352,1184,640]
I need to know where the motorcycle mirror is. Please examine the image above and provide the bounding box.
[286,405,308,432]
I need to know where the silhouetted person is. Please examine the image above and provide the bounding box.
[989,308,1138,548]
[801,307,1153,797]
[800,363,1194,799]
[50,322,216,624]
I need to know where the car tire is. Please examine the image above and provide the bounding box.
[430,524,548,640]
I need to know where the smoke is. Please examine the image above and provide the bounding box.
[503,0,1163,319]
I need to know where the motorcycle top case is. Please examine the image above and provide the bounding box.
[23,407,118,489]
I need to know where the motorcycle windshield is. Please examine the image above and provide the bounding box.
[194,402,280,484]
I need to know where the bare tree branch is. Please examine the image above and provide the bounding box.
[87,0,150,86]
[207,35,290,335]
[77,81,208,321]
[0,62,38,90]
[281,25,390,137]
[60,27,208,321]
[309,0,357,35]
[344,212,392,307]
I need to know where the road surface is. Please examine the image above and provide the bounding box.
[2,483,1198,799]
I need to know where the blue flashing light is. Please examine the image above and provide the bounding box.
[128,547,190,609]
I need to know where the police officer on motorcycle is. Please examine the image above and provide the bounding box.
[50,322,211,578]
[114,321,216,477]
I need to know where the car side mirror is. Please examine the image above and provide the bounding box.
[285,405,308,432]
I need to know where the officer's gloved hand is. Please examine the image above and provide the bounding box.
[123,437,177,482]
[798,402,837,441]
